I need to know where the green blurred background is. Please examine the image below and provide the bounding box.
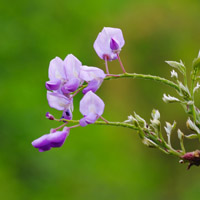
[1,0,200,199]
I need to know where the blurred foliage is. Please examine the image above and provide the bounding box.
[1,0,200,199]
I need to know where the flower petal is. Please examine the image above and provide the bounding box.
[45,80,61,91]
[48,57,66,81]
[47,91,71,111]
[61,78,80,94]
[82,79,102,94]
[93,27,125,61]
[61,108,73,120]
[64,54,82,80]
[32,134,52,152]
[80,91,105,116]
[80,65,105,82]
[48,127,70,147]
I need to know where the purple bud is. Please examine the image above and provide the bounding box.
[32,127,70,152]
[61,108,73,120]
[45,80,61,91]
[110,38,119,51]
[46,112,55,120]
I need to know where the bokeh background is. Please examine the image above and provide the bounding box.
[1,0,200,199]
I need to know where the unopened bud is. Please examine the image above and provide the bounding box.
[186,118,200,134]
[162,94,180,103]
[46,112,55,120]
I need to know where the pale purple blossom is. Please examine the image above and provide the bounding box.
[93,27,125,61]
[32,127,70,152]
[80,65,106,94]
[61,54,82,94]
[45,57,65,91]
[46,54,82,94]
[79,91,105,126]
[47,91,73,120]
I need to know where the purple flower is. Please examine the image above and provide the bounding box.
[32,127,70,152]
[46,112,55,120]
[45,57,65,91]
[61,54,82,94]
[47,91,73,120]
[46,54,82,94]
[93,27,125,61]
[80,65,106,94]
[79,91,105,126]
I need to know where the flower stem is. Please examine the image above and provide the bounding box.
[117,53,126,73]
[105,57,110,74]
[104,73,180,91]
[61,119,139,130]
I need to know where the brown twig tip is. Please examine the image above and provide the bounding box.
[180,150,200,169]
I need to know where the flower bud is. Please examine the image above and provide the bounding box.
[142,137,157,148]
[46,112,55,120]
[162,94,180,103]
[186,118,200,134]
[170,70,178,79]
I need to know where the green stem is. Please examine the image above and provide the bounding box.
[61,119,183,157]
[105,73,179,91]
[62,119,139,130]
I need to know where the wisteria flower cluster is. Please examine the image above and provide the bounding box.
[33,27,200,169]
[32,27,125,152]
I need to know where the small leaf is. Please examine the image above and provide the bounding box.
[193,82,200,94]
[185,134,199,139]
[134,112,146,128]
[162,94,180,103]
[165,60,186,75]
[192,51,200,70]
[151,109,160,120]
[170,70,178,79]
[178,129,184,140]
[186,118,200,134]
[178,82,191,98]
[142,137,157,148]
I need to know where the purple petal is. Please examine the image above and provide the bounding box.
[48,127,70,148]
[110,38,119,51]
[32,127,70,152]
[79,113,98,127]
[45,80,61,91]
[61,108,73,120]
[32,134,52,152]
[48,57,66,81]
[46,112,55,120]
[47,91,72,111]
[80,65,105,82]
[80,91,105,116]
[61,78,80,94]
[93,27,125,61]
[64,54,82,80]
[79,118,88,127]
[82,79,101,94]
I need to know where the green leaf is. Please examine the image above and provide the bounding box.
[165,60,186,75]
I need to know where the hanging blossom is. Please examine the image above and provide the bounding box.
[33,27,126,152]
[46,54,82,94]
[79,91,105,127]
[93,27,125,61]
[32,127,70,152]
[47,91,73,120]
[80,65,106,94]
